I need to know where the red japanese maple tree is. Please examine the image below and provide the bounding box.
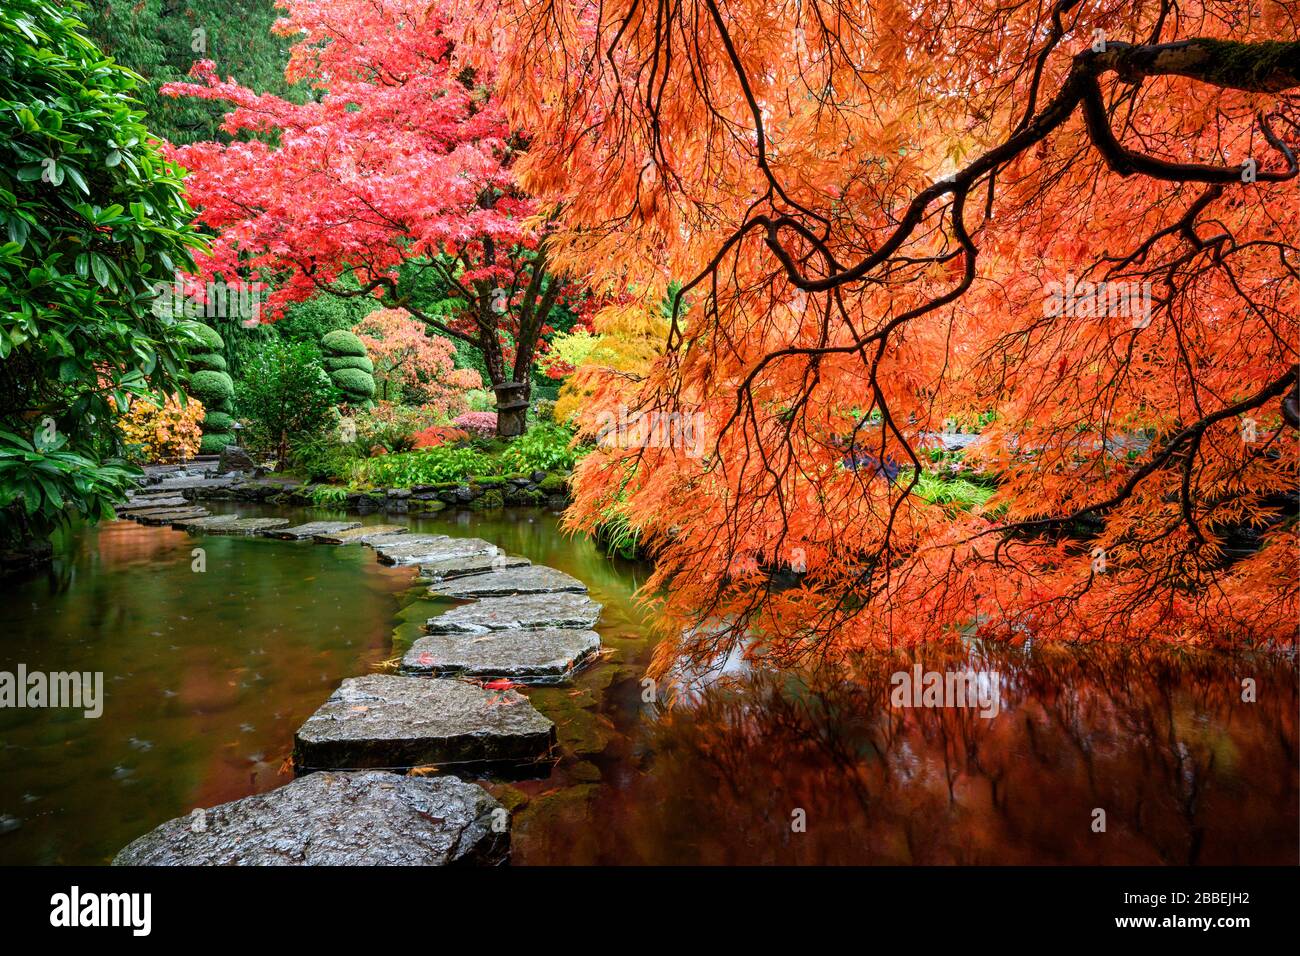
[162,0,562,435]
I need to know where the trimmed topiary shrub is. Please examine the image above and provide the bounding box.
[189,369,235,405]
[202,411,235,433]
[199,432,235,455]
[324,355,374,373]
[321,329,367,357]
[321,330,375,408]
[190,351,228,372]
[182,321,225,352]
[331,367,376,398]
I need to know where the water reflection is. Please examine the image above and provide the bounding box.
[0,505,1293,866]
[511,645,1298,865]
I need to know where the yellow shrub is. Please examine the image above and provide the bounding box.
[118,394,206,463]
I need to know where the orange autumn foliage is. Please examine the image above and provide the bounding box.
[117,394,206,463]
[465,0,1300,666]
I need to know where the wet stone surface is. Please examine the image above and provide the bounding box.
[376,536,498,566]
[263,520,363,540]
[294,675,556,774]
[427,565,588,599]
[314,524,409,545]
[425,592,603,634]
[402,628,601,682]
[112,770,508,866]
[417,552,530,582]
[172,514,240,531]
[192,517,291,536]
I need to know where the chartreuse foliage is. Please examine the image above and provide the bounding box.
[0,0,204,552]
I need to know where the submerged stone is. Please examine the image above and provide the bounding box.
[426,592,603,634]
[294,675,556,774]
[112,771,508,866]
[314,524,409,545]
[428,565,587,599]
[402,628,601,682]
[418,552,530,582]
[195,517,291,535]
[263,520,362,540]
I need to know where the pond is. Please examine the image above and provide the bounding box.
[0,504,1295,864]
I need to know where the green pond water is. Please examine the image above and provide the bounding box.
[0,503,1296,865]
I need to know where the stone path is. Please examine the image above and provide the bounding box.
[113,771,508,866]
[111,496,605,865]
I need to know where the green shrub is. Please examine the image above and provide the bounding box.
[191,351,227,372]
[235,340,337,463]
[189,369,235,405]
[363,445,499,486]
[321,329,367,357]
[182,321,225,352]
[324,355,374,373]
[500,423,578,473]
[331,367,376,398]
[203,411,235,432]
[289,435,362,484]
[199,432,234,455]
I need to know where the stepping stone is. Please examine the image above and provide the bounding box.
[117,497,189,513]
[112,771,508,866]
[376,536,500,567]
[262,520,362,540]
[137,508,209,525]
[419,552,531,582]
[127,506,201,520]
[294,675,555,774]
[174,514,240,531]
[426,593,603,634]
[402,628,601,682]
[313,524,409,545]
[197,517,291,535]
[428,565,587,598]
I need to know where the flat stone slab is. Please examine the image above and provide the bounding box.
[112,771,508,866]
[151,477,238,491]
[418,552,530,582]
[262,520,362,540]
[136,508,209,525]
[195,517,291,536]
[402,628,601,682]
[376,536,500,567]
[426,593,603,634]
[314,524,409,545]
[127,505,202,519]
[294,675,555,773]
[173,514,240,531]
[428,565,587,598]
[117,497,189,512]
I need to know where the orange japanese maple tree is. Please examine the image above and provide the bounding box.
[467,0,1299,666]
